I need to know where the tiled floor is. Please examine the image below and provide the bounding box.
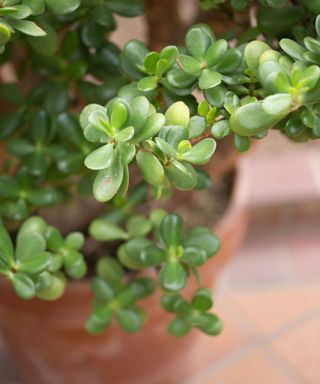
[1,136,320,383]
[183,222,320,384]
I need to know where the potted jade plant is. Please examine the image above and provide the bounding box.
[0,0,320,383]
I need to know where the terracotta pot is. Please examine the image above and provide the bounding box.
[0,158,251,384]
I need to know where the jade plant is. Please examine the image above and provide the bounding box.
[0,0,320,337]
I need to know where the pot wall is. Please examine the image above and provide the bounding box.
[0,158,251,384]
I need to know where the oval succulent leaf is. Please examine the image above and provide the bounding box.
[160,260,187,291]
[11,273,36,300]
[205,39,228,67]
[89,219,128,241]
[165,102,190,128]
[262,93,292,116]
[179,55,202,76]
[84,143,115,170]
[93,153,124,202]
[160,214,184,248]
[180,138,216,164]
[0,226,14,269]
[185,27,212,61]
[136,150,164,186]
[199,69,222,90]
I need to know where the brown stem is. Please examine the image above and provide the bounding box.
[144,0,186,50]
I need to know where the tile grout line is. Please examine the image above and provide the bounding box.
[183,289,320,384]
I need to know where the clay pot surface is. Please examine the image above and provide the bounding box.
[0,158,251,384]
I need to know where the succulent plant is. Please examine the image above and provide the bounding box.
[1,0,320,337]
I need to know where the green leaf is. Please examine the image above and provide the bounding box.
[17,251,51,274]
[0,226,14,270]
[96,257,124,288]
[199,69,222,90]
[211,120,231,139]
[11,273,36,300]
[230,101,288,136]
[180,246,207,266]
[279,38,305,61]
[10,5,32,19]
[86,306,113,334]
[110,101,128,130]
[205,39,228,67]
[0,111,23,139]
[155,58,169,77]
[123,39,148,71]
[195,169,211,190]
[137,76,158,91]
[45,0,80,15]
[16,232,46,262]
[114,126,135,142]
[160,260,187,291]
[167,318,191,337]
[244,40,270,77]
[165,102,190,128]
[80,104,106,130]
[166,69,197,89]
[136,151,164,186]
[165,160,198,190]
[6,137,34,157]
[22,0,45,15]
[160,214,184,248]
[65,232,85,251]
[10,19,46,36]
[192,288,213,312]
[85,144,115,170]
[132,113,165,143]
[285,114,306,137]
[262,93,292,116]
[204,85,226,107]
[214,48,242,73]
[27,22,58,56]
[18,216,47,236]
[89,219,128,241]
[91,277,114,301]
[0,21,12,46]
[180,138,216,164]
[64,250,87,279]
[300,65,320,90]
[144,51,160,73]
[45,226,64,252]
[140,245,166,267]
[128,96,150,131]
[179,55,201,76]
[36,272,66,300]
[185,27,212,61]
[188,116,206,139]
[93,153,124,202]
[93,3,114,29]
[160,45,178,66]
[127,215,152,237]
[106,0,144,17]
[185,227,220,257]
[116,308,142,333]
[118,238,152,270]
[233,134,250,152]
[27,188,62,207]
[316,15,320,37]
[197,313,222,335]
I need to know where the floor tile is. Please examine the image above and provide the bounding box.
[229,284,320,335]
[197,351,292,384]
[271,314,320,384]
[180,299,253,379]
